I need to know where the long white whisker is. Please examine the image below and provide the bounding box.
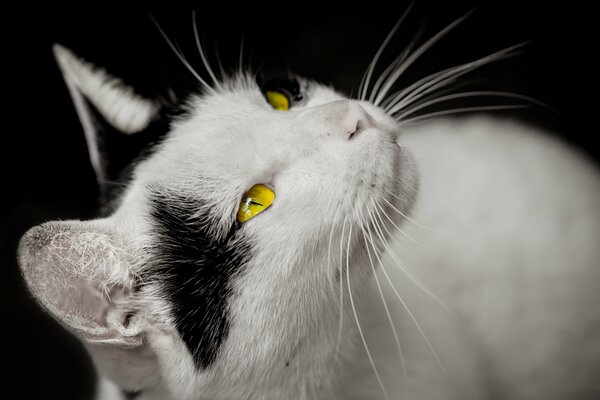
[370,199,453,314]
[358,64,369,102]
[382,42,528,113]
[382,74,484,112]
[398,104,528,124]
[345,221,391,400]
[213,43,227,81]
[394,90,552,121]
[364,203,447,374]
[374,196,430,249]
[148,13,215,94]
[328,205,343,286]
[374,239,448,375]
[192,11,222,89]
[238,36,246,76]
[369,45,413,104]
[339,216,348,288]
[374,9,476,106]
[359,208,407,377]
[381,195,437,232]
[370,22,427,104]
[330,207,344,362]
[360,2,415,101]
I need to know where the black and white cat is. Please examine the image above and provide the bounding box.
[17,12,600,400]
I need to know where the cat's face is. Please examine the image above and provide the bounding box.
[18,45,417,398]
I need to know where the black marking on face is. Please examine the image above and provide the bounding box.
[88,96,189,217]
[147,189,250,369]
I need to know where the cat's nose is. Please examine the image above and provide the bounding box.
[303,100,376,140]
[338,102,375,140]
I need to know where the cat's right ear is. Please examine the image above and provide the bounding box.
[18,219,143,347]
[52,44,166,194]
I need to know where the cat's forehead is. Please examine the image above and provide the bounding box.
[185,74,344,117]
[130,75,353,230]
[145,74,347,179]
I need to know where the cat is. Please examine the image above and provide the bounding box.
[17,10,600,400]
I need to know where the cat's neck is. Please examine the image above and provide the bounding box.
[137,320,355,400]
[132,268,367,399]
[205,278,362,399]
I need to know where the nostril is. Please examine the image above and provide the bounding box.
[348,120,364,139]
[347,106,374,140]
[312,100,376,140]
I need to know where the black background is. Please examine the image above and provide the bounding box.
[2,2,598,399]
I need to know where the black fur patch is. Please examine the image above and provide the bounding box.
[146,189,250,369]
[86,99,186,216]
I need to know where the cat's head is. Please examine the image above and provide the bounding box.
[17,43,417,398]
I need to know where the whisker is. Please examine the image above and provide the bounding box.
[381,75,484,112]
[374,196,430,249]
[398,104,528,124]
[373,237,448,375]
[369,22,427,105]
[394,90,553,121]
[359,208,407,378]
[383,42,528,113]
[345,220,391,400]
[381,194,437,232]
[330,208,344,362]
[213,43,227,81]
[360,2,415,101]
[374,9,477,106]
[238,36,246,76]
[328,205,343,286]
[148,12,215,94]
[363,202,448,374]
[370,199,453,314]
[192,11,223,89]
[358,65,369,103]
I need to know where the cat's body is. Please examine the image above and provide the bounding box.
[341,117,600,399]
[16,19,600,400]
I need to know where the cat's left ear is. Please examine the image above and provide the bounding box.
[53,44,165,193]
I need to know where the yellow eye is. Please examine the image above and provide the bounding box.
[265,90,290,111]
[237,184,276,223]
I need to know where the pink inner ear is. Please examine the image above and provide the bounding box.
[18,220,142,346]
[55,276,110,327]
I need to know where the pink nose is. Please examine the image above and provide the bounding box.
[341,103,375,140]
[305,100,376,140]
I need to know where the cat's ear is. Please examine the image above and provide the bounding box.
[53,44,165,193]
[18,220,142,347]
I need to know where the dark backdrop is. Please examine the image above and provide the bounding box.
[2,2,598,399]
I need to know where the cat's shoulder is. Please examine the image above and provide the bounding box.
[404,116,594,164]
[402,116,599,207]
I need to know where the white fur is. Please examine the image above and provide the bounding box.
[18,51,600,400]
[96,375,125,400]
[341,117,600,399]
[53,45,158,183]
[53,45,158,134]
[100,77,414,399]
